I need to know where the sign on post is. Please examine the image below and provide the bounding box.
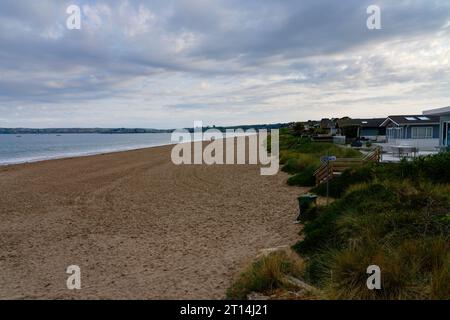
[320,155,336,206]
[320,156,336,164]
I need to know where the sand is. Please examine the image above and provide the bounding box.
[0,144,303,299]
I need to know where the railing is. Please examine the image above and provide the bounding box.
[314,162,334,186]
[314,147,381,186]
[363,147,382,162]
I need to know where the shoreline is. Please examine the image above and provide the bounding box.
[0,132,257,167]
[0,142,177,167]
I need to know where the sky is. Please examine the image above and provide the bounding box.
[0,0,449,129]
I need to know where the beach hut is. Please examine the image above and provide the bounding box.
[379,115,440,151]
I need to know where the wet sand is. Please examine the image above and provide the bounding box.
[0,144,302,299]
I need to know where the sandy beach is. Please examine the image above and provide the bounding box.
[0,144,302,299]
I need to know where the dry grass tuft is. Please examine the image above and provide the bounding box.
[226,250,312,300]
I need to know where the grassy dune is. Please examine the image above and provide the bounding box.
[226,251,306,299]
[297,152,450,299]
[279,129,362,186]
[229,130,449,300]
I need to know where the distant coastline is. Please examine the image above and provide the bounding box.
[0,128,173,134]
[0,123,289,135]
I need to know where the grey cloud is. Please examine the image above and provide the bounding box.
[0,0,449,127]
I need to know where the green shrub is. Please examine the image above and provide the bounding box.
[281,158,302,174]
[282,154,319,174]
[399,152,450,183]
[287,166,317,187]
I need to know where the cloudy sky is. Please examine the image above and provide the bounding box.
[0,0,449,128]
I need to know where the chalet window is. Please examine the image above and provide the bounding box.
[411,127,433,139]
[387,127,403,140]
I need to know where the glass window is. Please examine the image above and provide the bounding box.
[411,127,433,139]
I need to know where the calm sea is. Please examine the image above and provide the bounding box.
[0,133,175,165]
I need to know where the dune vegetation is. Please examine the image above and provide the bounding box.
[226,250,307,300]
[229,129,449,300]
[293,133,450,299]
[279,128,362,187]
[296,152,450,299]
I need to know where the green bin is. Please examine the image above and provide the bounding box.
[297,194,318,221]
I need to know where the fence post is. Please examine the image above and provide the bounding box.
[326,161,331,205]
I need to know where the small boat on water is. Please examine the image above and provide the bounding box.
[16,135,22,137]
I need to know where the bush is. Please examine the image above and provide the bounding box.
[293,180,450,299]
[282,158,304,174]
[287,166,317,187]
[324,237,449,299]
[282,154,319,174]
[399,152,450,183]
[280,150,300,164]
[226,251,305,299]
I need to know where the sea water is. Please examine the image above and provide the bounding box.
[0,133,174,165]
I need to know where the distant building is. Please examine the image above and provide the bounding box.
[336,118,386,141]
[319,118,337,135]
[303,120,320,131]
[379,115,440,151]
